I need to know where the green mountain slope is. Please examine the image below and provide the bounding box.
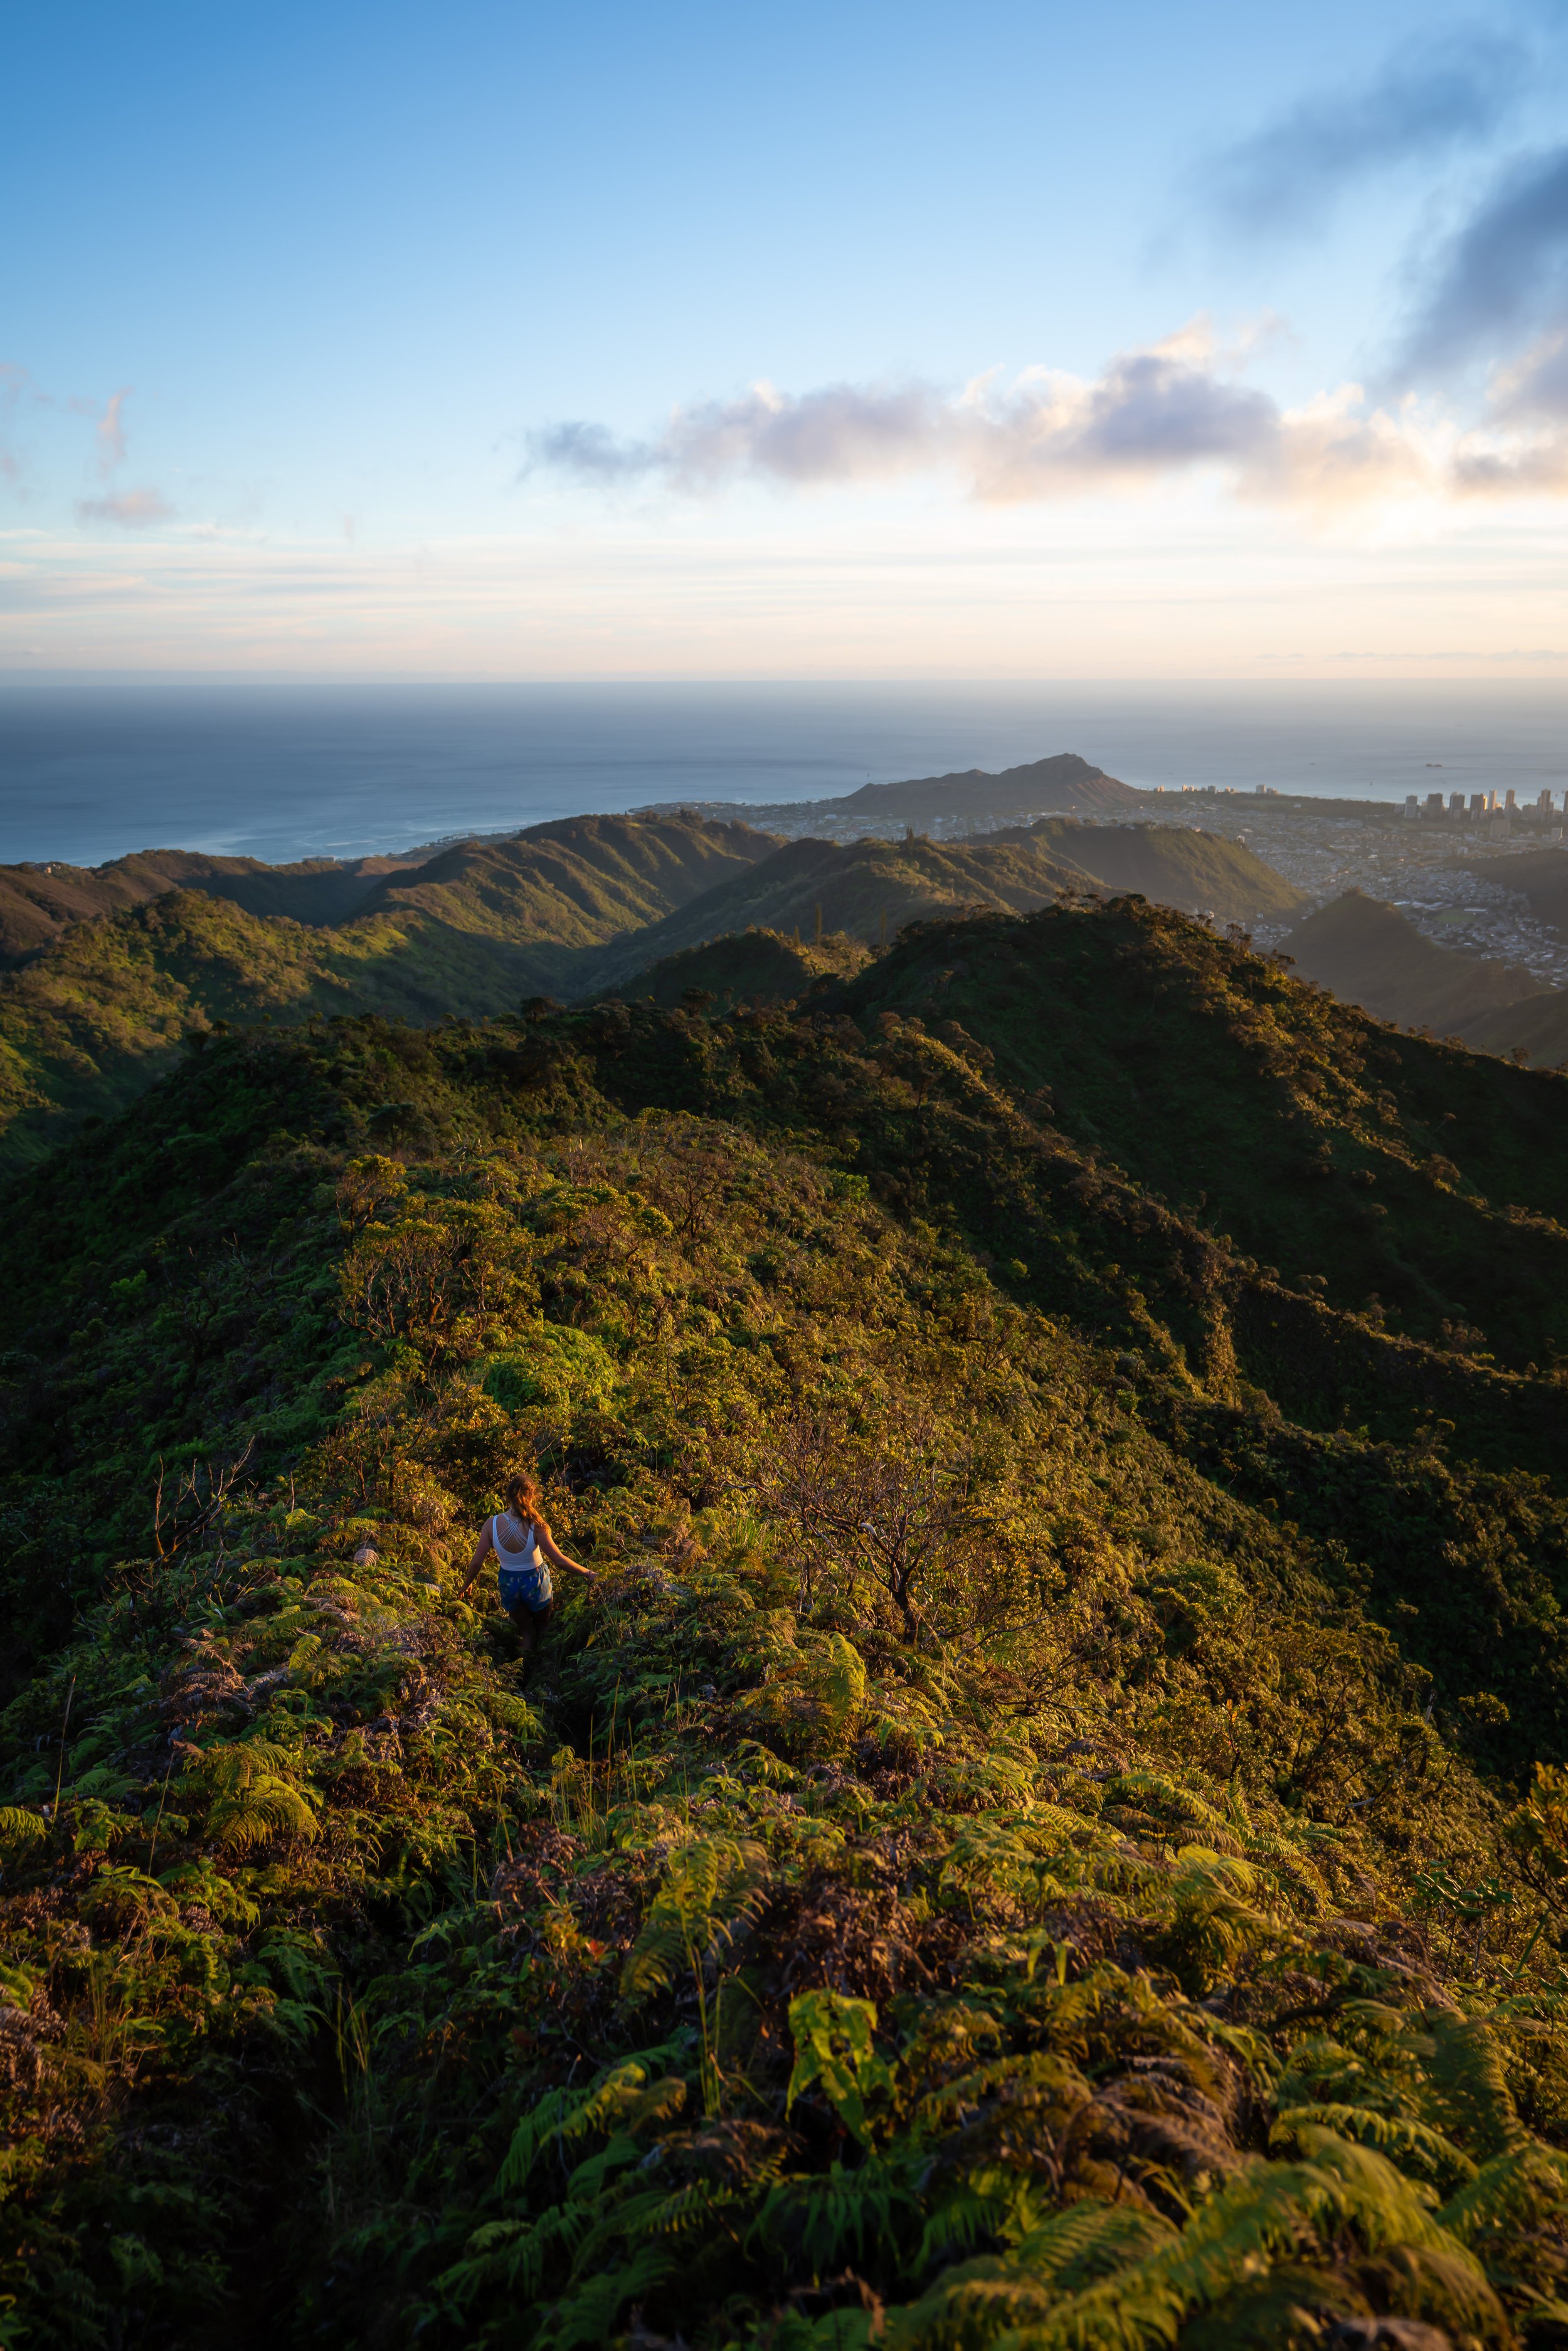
[351,810,780,948]
[613,924,870,1010]
[0,817,1311,1164]
[812,896,1568,1386]
[1280,889,1539,1032]
[588,832,1083,992]
[0,846,420,963]
[1008,817,1306,926]
[0,891,557,1169]
[8,914,1568,2343]
[0,816,785,1167]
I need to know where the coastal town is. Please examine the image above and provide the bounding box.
[1131,784,1568,985]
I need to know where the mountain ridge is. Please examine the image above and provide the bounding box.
[8,895,1568,2343]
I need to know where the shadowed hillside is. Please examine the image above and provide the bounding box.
[827,748,1139,823]
[641,748,1140,831]
[1000,817,1306,926]
[351,810,780,947]
[0,846,420,963]
[1456,843,1568,929]
[821,896,1568,1386]
[587,831,1084,991]
[611,924,870,1010]
[1463,985,1568,1066]
[1280,889,1540,1032]
[11,901,1568,2343]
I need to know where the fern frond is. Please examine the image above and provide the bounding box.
[208,1775,319,1851]
[435,2201,593,2306]
[1012,2200,1179,2291]
[1421,2012,1527,2163]
[1271,2103,1476,2190]
[752,2157,916,2273]
[497,2044,689,2194]
[536,2242,675,2351]
[916,2051,1091,2133]
[1006,2131,1486,2351]
[1438,2140,1568,2246]
[1099,1773,1240,1852]
[905,2194,1175,2332]
[886,2259,1057,2351]
[622,1835,768,1998]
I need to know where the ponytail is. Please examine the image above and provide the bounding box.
[504,1470,543,1520]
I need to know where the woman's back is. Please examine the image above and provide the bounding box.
[492,1511,538,1564]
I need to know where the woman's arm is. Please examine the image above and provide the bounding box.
[457,1520,494,1596]
[536,1517,596,1581]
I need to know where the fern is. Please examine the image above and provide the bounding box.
[1005,2131,1495,2351]
[1438,2140,1568,2246]
[752,2157,916,2274]
[435,2202,594,2306]
[621,1835,768,1998]
[496,2043,689,2194]
[1421,2013,1527,2163]
[180,1739,320,1854]
[1012,2202,1180,2293]
[536,2241,675,2351]
[814,1632,868,1740]
[1271,2103,1477,2190]
[887,2261,1061,2351]
[787,1988,896,2145]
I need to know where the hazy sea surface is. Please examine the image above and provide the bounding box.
[3,677,1568,869]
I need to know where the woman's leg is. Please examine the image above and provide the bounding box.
[512,1598,555,1669]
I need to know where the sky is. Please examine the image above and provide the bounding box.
[6,0,1568,678]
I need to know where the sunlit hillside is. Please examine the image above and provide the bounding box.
[7,900,1568,2347]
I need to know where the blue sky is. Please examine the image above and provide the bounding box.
[5,0,1568,675]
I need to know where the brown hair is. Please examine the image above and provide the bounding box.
[504,1470,543,1520]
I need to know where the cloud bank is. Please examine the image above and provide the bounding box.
[527,323,1431,516]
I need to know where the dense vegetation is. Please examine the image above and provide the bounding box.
[0,817,780,1168]
[0,815,1231,1169]
[0,849,420,965]
[8,896,1568,2351]
[997,821,1306,928]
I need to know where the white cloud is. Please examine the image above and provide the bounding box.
[529,322,1434,517]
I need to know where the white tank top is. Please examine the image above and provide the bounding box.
[492,1514,539,1570]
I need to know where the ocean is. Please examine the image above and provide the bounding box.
[3,677,1568,869]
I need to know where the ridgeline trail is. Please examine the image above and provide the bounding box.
[5,898,1568,2349]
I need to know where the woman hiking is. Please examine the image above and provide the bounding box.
[459,1472,597,1667]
